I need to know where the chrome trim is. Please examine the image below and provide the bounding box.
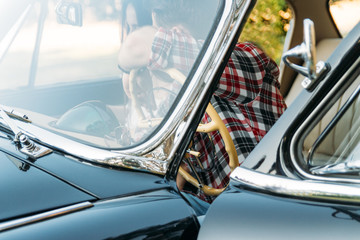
[301,61,329,90]
[289,57,360,184]
[0,0,252,175]
[282,19,329,90]
[282,19,317,80]
[1,112,167,174]
[0,201,93,232]
[231,167,360,203]
[0,105,52,159]
[18,133,53,159]
[3,119,170,174]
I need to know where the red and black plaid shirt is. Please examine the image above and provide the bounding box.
[149,26,201,74]
[148,29,286,202]
[191,43,286,202]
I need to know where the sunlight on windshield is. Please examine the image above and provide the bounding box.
[0,1,120,88]
[0,0,219,149]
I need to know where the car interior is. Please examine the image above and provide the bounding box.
[279,0,343,101]
[280,0,360,179]
[184,0,360,206]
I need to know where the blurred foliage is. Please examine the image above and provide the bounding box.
[239,0,292,64]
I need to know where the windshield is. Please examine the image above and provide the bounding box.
[0,0,219,149]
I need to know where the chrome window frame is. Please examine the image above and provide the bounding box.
[0,202,93,232]
[307,84,360,164]
[230,58,360,204]
[1,0,253,175]
[289,56,360,183]
[231,167,360,204]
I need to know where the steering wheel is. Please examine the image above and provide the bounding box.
[54,100,119,138]
[179,102,239,196]
[128,68,185,129]
[129,67,239,196]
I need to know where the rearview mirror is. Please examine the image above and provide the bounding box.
[55,1,82,27]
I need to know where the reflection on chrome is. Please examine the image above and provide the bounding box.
[0,202,93,232]
[96,155,169,175]
[14,119,169,174]
[311,161,360,175]
[231,167,360,203]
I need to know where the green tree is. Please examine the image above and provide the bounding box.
[239,0,291,63]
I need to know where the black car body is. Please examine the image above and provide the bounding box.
[1,0,360,239]
[0,0,251,238]
[199,0,360,238]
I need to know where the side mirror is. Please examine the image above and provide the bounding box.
[282,19,329,90]
[55,1,82,27]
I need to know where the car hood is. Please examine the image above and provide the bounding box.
[0,149,95,222]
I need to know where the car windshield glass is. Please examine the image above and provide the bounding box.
[0,0,219,149]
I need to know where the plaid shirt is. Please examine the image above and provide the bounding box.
[149,26,201,75]
[148,29,286,202]
[191,43,286,202]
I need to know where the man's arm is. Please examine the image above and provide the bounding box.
[118,26,157,71]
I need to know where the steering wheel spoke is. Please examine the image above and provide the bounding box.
[128,67,238,196]
[180,102,239,196]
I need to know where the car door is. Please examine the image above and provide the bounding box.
[0,0,257,238]
[198,18,360,240]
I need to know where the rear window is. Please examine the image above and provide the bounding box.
[329,0,360,37]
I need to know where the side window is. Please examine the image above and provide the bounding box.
[329,0,360,37]
[309,93,360,175]
[301,73,360,177]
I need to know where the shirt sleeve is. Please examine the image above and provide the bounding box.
[148,27,172,70]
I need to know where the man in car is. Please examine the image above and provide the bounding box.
[117,0,287,203]
[186,42,287,203]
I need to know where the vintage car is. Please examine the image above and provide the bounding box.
[199,0,360,239]
[0,0,359,239]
